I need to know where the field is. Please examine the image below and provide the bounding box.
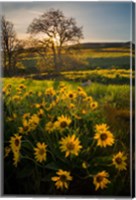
[16,45,134,75]
[3,45,134,196]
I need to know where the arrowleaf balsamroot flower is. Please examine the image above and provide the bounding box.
[13,151,20,167]
[45,87,56,96]
[54,115,71,131]
[95,123,109,132]
[67,90,77,99]
[93,171,111,191]
[45,121,55,133]
[9,134,22,167]
[59,134,82,157]
[51,169,73,190]
[34,142,47,163]
[112,151,127,171]
[10,134,22,153]
[90,101,98,110]
[94,124,114,147]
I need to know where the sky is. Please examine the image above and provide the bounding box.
[1,1,133,43]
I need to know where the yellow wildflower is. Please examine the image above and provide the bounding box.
[112,152,127,171]
[37,109,44,118]
[13,151,20,167]
[19,84,26,89]
[34,142,47,163]
[59,134,82,157]
[12,95,21,102]
[95,124,109,133]
[51,169,73,190]
[45,121,55,133]
[6,84,12,89]
[94,124,114,147]
[9,134,22,167]
[10,134,22,153]
[67,91,77,99]
[35,101,46,109]
[45,87,56,96]
[19,119,30,134]
[78,90,87,98]
[68,103,75,109]
[54,115,71,131]
[81,109,87,115]
[29,114,40,126]
[23,113,30,119]
[28,90,33,95]
[77,86,84,92]
[84,96,93,103]
[90,101,98,110]
[93,171,110,191]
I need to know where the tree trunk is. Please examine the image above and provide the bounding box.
[58,46,63,67]
[52,43,59,73]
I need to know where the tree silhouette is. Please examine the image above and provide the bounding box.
[27,9,83,71]
[1,16,23,76]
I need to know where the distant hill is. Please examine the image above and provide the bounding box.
[70,41,134,49]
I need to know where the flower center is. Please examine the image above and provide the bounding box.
[39,148,45,155]
[69,94,73,98]
[115,157,122,164]
[100,133,108,141]
[15,139,20,146]
[38,113,43,118]
[96,175,103,183]
[60,121,67,128]
[66,142,75,150]
[24,126,29,131]
[60,175,67,182]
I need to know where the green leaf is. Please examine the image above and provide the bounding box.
[44,162,59,171]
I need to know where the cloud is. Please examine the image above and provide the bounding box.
[1,1,131,42]
[27,10,43,16]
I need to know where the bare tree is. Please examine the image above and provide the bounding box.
[1,16,23,76]
[25,37,53,72]
[27,9,83,72]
